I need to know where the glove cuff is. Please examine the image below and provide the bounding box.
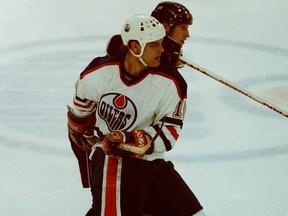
[124,130,150,147]
[67,111,96,133]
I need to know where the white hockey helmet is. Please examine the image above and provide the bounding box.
[121,14,166,58]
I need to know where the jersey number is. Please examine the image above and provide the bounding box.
[172,100,185,119]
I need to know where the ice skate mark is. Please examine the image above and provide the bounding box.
[169,144,288,163]
[0,125,71,157]
[1,36,287,158]
[0,35,108,57]
[192,37,288,57]
[0,134,73,157]
[1,36,287,60]
[0,136,71,157]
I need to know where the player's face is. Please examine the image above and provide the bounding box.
[169,24,190,46]
[142,39,164,67]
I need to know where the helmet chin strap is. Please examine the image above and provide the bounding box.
[138,57,148,67]
[167,35,180,44]
[128,44,148,67]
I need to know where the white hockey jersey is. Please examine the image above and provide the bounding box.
[71,55,187,161]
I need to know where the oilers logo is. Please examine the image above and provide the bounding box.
[98,93,137,131]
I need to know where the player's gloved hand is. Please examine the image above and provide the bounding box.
[67,110,98,153]
[103,130,152,158]
[77,128,100,152]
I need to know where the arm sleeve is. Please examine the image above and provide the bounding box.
[144,89,187,154]
[71,77,98,118]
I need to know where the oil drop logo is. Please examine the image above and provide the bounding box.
[98,93,137,131]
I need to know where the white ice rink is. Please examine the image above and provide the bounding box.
[1,0,288,215]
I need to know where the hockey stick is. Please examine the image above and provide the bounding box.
[179,56,288,118]
[118,142,151,155]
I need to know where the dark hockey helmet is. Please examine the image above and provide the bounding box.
[151,1,193,26]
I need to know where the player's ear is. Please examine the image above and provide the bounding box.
[161,22,171,34]
[128,40,141,55]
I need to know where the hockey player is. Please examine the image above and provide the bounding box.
[68,13,204,216]
[68,0,193,189]
[106,1,192,68]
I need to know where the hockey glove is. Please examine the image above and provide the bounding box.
[67,111,98,153]
[103,130,152,158]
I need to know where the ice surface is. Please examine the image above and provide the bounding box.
[1,0,288,215]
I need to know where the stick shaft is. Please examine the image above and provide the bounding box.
[180,56,288,118]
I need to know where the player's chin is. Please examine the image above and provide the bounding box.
[152,57,161,67]
[147,58,161,67]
